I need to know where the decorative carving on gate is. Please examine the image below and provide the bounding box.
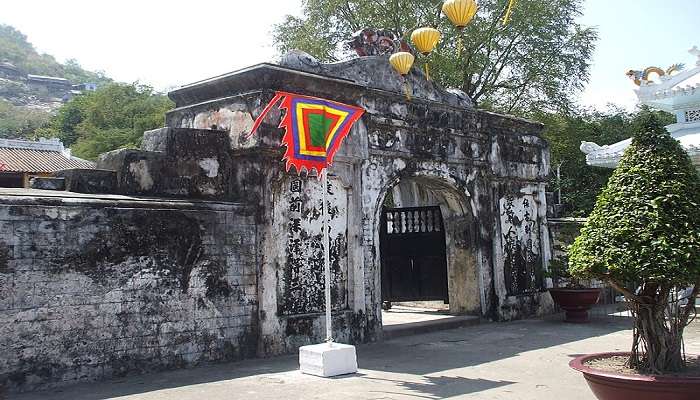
[500,195,544,296]
[346,28,412,57]
[279,177,348,315]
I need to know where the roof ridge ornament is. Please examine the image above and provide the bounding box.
[582,46,700,170]
[580,141,603,155]
[347,28,411,57]
[625,64,684,86]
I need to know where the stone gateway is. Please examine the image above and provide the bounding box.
[0,51,552,392]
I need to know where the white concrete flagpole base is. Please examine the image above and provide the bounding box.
[298,171,357,377]
[299,342,358,377]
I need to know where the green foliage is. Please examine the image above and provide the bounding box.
[569,112,700,287]
[0,24,110,84]
[37,83,173,160]
[545,255,585,289]
[536,106,675,216]
[273,0,596,114]
[0,99,50,138]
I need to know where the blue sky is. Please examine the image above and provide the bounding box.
[2,0,699,111]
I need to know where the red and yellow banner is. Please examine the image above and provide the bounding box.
[247,91,365,176]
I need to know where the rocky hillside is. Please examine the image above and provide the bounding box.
[0,24,112,137]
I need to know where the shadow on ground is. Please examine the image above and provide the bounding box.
[364,375,516,399]
[358,316,632,376]
[11,315,633,400]
[9,355,300,400]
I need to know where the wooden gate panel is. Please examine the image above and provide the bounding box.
[380,206,448,303]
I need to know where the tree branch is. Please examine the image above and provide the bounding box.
[506,83,528,114]
[606,278,640,304]
[476,34,522,98]
[680,278,700,326]
[501,38,568,112]
[341,1,360,32]
[391,0,403,37]
[462,13,505,98]
[432,0,443,27]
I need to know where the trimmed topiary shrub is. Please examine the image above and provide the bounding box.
[569,112,700,374]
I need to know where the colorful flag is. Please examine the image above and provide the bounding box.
[247,91,365,176]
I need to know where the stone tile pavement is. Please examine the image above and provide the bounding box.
[11,315,700,400]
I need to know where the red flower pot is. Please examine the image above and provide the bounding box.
[548,288,601,323]
[570,352,700,400]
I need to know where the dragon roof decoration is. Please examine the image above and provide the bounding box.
[626,46,700,111]
[582,46,700,171]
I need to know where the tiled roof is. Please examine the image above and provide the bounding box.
[0,147,95,173]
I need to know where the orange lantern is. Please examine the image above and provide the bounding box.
[411,27,441,55]
[389,51,415,75]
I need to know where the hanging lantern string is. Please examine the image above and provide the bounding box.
[403,77,412,101]
[457,31,463,59]
[502,0,517,25]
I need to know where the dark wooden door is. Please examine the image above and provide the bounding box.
[380,206,448,303]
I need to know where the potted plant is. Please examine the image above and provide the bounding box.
[547,256,601,323]
[567,113,700,399]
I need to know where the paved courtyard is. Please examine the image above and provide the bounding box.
[12,314,700,400]
[382,306,455,326]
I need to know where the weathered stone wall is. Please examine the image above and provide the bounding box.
[1,52,554,392]
[548,218,585,263]
[97,128,235,200]
[166,55,553,334]
[0,194,257,392]
[258,174,355,354]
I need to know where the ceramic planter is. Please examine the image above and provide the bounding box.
[548,287,601,322]
[570,352,700,400]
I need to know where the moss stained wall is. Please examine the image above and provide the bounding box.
[0,196,257,392]
[166,58,553,341]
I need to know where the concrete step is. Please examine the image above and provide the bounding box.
[382,315,480,339]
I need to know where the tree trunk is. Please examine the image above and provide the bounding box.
[629,285,686,374]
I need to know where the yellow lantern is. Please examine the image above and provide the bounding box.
[411,27,441,81]
[442,0,478,57]
[389,51,415,75]
[442,0,478,29]
[389,52,415,100]
[411,27,441,55]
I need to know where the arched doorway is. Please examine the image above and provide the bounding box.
[376,175,481,317]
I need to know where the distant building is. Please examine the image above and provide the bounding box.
[62,89,84,103]
[73,82,98,91]
[0,61,22,80]
[26,74,72,91]
[0,138,94,187]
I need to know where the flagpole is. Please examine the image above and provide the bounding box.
[322,169,333,343]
